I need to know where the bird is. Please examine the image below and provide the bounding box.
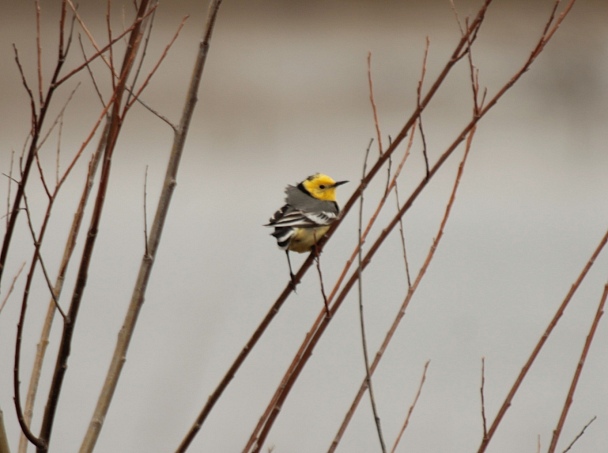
[266,173,348,285]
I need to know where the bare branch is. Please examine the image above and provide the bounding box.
[12,44,38,126]
[77,1,224,451]
[35,0,43,104]
[367,52,383,155]
[37,2,155,449]
[478,229,608,452]
[357,139,386,452]
[480,357,488,440]
[390,360,430,453]
[18,121,108,453]
[78,35,107,108]
[54,4,158,87]
[0,261,26,315]
[547,285,607,453]
[124,14,189,113]
[329,125,477,453]
[561,416,597,453]
[416,37,430,177]
[143,165,150,255]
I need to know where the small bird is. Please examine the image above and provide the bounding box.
[266,173,348,284]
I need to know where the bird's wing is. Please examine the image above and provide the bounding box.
[266,206,337,228]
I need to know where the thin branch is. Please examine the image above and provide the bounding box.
[55,109,63,186]
[1,19,71,289]
[144,165,149,255]
[54,4,158,87]
[367,52,383,155]
[35,0,43,105]
[124,14,189,112]
[561,416,596,453]
[21,193,66,318]
[478,228,608,453]
[106,0,116,89]
[329,126,477,453]
[416,37,430,177]
[37,1,154,449]
[480,357,488,441]
[4,151,15,230]
[390,360,430,453]
[78,35,107,108]
[78,2,224,452]
[0,262,26,315]
[314,253,330,318]
[547,285,607,453]
[125,1,157,107]
[18,121,108,453]
[12,45,38,127]
[357,140,386,452]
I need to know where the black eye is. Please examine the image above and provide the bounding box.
[319,185,326,189]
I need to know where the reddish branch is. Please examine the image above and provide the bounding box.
[477,227,608,453]
[546,284,607,453]
[0,5,71,289]
[34,2,153,451]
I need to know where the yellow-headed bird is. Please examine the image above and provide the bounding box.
[266,173,347,283]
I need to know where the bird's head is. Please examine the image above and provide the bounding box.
[300,173,348,202]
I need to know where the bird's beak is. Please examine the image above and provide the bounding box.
[333,180,348,187]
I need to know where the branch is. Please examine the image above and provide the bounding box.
[18,121,108,453]
[329,125,477,452]
[0,261,25,316]
[76,2,224,452]
[561,416,596,453]
[357,139,386,452]
[389,360,430,453]
[547,285,607,453]
[478,227,608,453]
[37,2,154,450]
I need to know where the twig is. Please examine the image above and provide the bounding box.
[357,140,386,452]
[546,285,607,453]
[314,252,330,317]
[1,9,71,289]
[124,14,189,113]
[76,2,224,452]
[561,416,596,453]
[54,4,158,86]
[390,360,430,453]
[106,0,115,89]
[18,122,108,453]
[143,165,149,255]
[329,125,477,453]
[367,52,383,155]
[478,229,608,453]
[480,357,488,440]
[36,0,43,105]
[0,262,25,315]
[416,37,430,177]
[37,2,154,450]
[78,35,107,108]
[3,151,15,230]
[126,1,157,106]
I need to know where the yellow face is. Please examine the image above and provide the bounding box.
[301,173,347,201]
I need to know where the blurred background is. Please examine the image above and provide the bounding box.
[1,0,607,452]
